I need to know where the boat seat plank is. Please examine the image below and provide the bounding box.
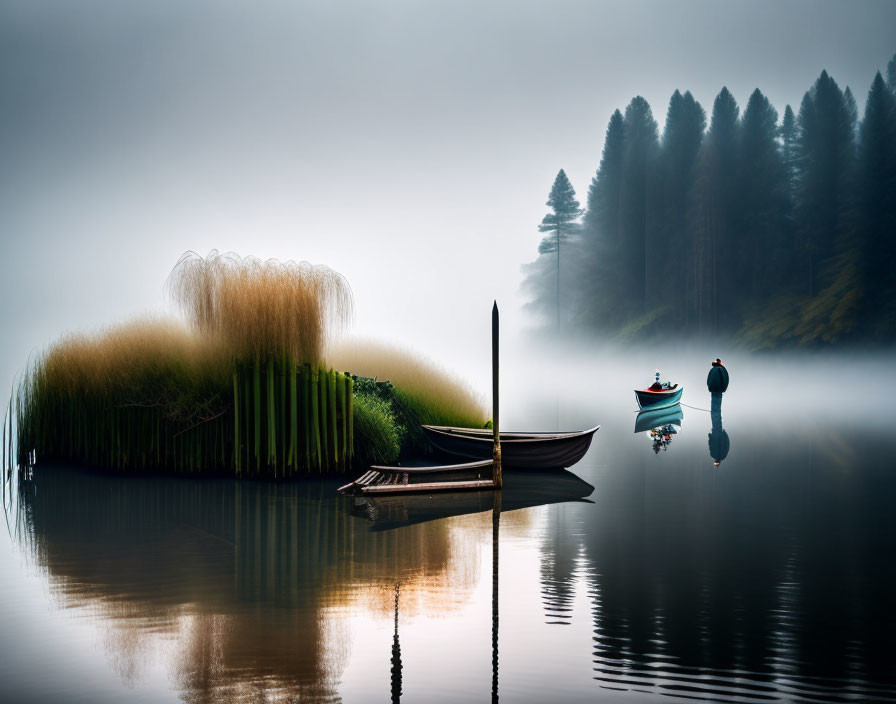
[361,479,496,495]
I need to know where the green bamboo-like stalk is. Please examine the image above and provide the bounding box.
[328,368,336,470]
[335,371,345,469]
[221,413,226,468]
[243,366,251,474]
[280,355,287,472]
[318,367,329,472]
[289,362,298,472]
[328,369,338,469]
[267,356,276,474]
[346,374,354,462]
[309,366,320,471]
[253,358,261,472]
[234,366,240,475]
[301,365,311,471]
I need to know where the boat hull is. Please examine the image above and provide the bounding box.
[421,425,599,469]
[634,386,683,410]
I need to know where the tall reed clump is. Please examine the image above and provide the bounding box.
[17,251,357,477]
[167,251,354,476]
[328,338,487,456]
[16,319,234,473]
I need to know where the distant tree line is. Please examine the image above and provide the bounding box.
[522,54,896,347]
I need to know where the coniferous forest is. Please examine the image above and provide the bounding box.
[523,54,896,348]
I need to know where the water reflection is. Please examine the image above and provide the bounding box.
[492,493,500,704]
[550,410,896,702]
[11,465,595,703]
[635,404,684,454]
[391,584,402,704]
[13,468,488,703]
[709,393,730,466]
[350,470,594,531]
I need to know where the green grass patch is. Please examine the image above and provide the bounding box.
[352,392,401,466]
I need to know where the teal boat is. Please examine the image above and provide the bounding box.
[634,383,683,410]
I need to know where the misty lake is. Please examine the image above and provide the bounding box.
[2,348,895,703]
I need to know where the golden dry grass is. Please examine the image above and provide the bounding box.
[328,337,486,427]
[30,317,231,419]
[166,250,353,363]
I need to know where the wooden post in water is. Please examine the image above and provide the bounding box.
[492,301,502,489]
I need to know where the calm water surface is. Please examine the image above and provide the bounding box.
[2,351,895,703]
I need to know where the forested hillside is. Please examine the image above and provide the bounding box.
[523,55,896,348]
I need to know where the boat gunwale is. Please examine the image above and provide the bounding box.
[369,459,493,474]
[634,384,681,395]
[421,425,600,444]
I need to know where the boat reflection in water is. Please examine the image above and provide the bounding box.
[709,392,730,465]
[350,469,594,531]
[634,403,684,453]
[349,469,593,704]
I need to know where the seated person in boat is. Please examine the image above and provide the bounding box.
[649,371,675,391]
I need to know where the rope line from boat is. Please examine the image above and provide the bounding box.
[634,402,711,414]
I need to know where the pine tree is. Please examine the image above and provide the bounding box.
[580,110,626,328]
[618,96,659,311]
[857,72,896,336]
[844,86,859,139]
[739,89,789,301]
[793,70,856,297]
[537,169,583,326]
[688,87,740,332]
[779,105,798,190]
[887,52,896,95]
[655,90,705,310]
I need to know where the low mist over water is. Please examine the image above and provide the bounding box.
[3,348,896,702]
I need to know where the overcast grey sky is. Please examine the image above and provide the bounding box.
[2,0,895,385]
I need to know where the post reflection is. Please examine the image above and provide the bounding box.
[391,583,402,704]
[491,490,500,704]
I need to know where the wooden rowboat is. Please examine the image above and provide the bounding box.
[420,425,599,469]
[634,384,683,410]
[338,458,496,495]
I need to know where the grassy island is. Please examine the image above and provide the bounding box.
[12,252,485,477]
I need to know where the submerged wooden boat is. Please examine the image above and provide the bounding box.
[338,458,495,495]
[420,425,599,469]
[634,384,683,410]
